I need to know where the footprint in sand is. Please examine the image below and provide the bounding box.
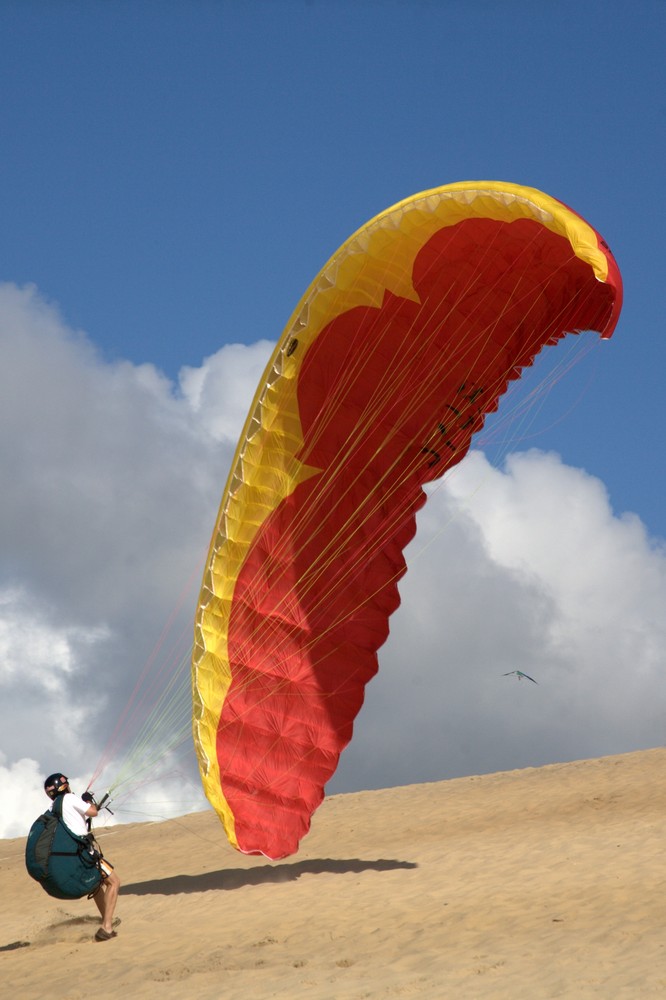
[31,913,122,946]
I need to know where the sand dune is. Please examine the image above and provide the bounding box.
[2,748,665,999]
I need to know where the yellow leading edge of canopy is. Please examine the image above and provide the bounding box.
[191,181,609,852]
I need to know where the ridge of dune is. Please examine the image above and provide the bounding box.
[1,748,665,999]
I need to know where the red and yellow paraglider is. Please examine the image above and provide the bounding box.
[192,181,622,859]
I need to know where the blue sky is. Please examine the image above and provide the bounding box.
[2,1,664,534]
[1,1,665,838]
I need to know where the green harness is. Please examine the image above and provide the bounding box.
[25,794,103,900]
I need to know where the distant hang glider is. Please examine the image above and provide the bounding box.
[503,670,538,684]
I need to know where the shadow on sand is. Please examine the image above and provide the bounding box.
[123,857,418,896]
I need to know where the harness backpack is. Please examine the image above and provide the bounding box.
[25,794,103,900]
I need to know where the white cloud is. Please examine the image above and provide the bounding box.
[179,340,274,443]
[446,450,666,685]
[331,450,666,793]
[1,280,664,843]
[0,757,48,839]
[0,586,109,691]
[0,282,246,836]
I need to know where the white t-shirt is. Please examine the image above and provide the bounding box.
[56,793,91,837]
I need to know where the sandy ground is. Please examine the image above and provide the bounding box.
[1,748,665,999]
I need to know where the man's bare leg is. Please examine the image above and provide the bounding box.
[93,871,121,934]
[92,887,104,920]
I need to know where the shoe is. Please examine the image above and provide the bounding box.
[94,928,117,942]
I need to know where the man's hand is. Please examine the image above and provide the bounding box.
[81,791,96,805]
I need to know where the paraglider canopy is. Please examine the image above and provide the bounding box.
[191,181,622,859]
